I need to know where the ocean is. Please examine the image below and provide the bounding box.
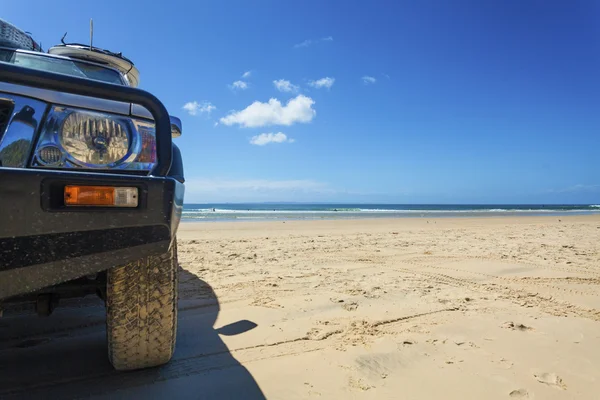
[182,204,600,222]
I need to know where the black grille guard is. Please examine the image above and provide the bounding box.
[0,63,172,176]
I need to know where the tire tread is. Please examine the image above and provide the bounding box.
[106,243,178,370]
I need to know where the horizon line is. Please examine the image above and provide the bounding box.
[182,202,598,205]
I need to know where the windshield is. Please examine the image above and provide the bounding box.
[0,49,124,85]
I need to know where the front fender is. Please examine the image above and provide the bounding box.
[169,144,184,183]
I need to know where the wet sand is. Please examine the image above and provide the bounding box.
[1,215,599,399]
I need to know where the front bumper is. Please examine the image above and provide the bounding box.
[0,168,184,300]
[0,62,182,300]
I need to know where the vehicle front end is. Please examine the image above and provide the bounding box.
[0,47,184,370]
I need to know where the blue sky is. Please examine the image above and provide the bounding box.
[4,1,600,203]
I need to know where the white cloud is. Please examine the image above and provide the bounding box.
[294,36,333,48]
[242,71,252,78]
[220,94,316,128]
[250,132,294,146]
[273,79,299,93]
[294,39,312,48]
[230,80,249,90]
[362,76,377,85]
[309,77,335,89]
[182,101,216,116]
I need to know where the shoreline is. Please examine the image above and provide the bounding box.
[181,204,600,224]
[179,213,600,229]
[181,211,600,223]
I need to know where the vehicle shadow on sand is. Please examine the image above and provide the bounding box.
[0,266,265,399]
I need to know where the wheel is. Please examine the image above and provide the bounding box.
[106,242,178,371]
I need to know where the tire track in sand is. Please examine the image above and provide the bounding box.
[402,256,600,298]
[0,307,458,398]
[391,261,600,322]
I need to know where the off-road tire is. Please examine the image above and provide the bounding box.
[106,242,178,371]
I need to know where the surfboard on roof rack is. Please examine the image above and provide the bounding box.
[48,44,140,87]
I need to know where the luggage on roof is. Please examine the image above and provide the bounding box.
[0,18,43,51]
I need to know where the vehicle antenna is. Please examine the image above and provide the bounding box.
[89,18,93,50]
[61,32,67,45]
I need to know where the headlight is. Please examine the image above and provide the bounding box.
[32,106,157,171]
[61,112,130,165]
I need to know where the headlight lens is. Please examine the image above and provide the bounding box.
[60,111,130,166]
[32,106,157,171]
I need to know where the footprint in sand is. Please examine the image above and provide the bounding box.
[534,372,566,390]
[348,377,374,391]
[509,388,531,398]
[502,321,533,331]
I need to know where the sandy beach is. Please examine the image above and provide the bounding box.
[1,215,599,399]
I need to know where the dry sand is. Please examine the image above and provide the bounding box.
[1,215,599,399]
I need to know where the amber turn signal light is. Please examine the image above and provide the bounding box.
[64,185,138,207]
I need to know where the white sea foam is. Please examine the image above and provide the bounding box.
[182,208,600,216]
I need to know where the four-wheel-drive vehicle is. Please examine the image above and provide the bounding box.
[0,22,184,371]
